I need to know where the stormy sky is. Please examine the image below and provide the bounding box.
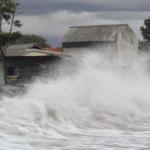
[17,0,150,46]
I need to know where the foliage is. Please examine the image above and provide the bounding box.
[0,32,21,47]
[140,17,150,41]
[0,0,21,30]
[0,0,21,48]
[13,34,50,48]
[0,0,21,84]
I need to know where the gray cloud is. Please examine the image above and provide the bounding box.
[18,0,150,15]
[18,0,101,15]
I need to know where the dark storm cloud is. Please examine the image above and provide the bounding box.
[18,0,101,15]
[18,0,150,15]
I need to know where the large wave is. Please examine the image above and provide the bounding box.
[0,48,150,149]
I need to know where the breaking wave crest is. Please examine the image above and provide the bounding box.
[1,49,150,149]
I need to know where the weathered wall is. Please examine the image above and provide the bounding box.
[63,42,118,64]
[62,41,109,48]
[0,59,5,85]
[117,33,139,66]
[63,41,116,53]
[115,25,139,49]
[5,56,60,84]
[63,25,139,63]
[63,30,139,67]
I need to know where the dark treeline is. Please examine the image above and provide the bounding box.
[12,34,50,48]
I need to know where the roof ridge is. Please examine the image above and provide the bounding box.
[70,24,128,28]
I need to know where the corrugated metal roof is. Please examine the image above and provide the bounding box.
[5,44,63,57]
[63,24,129,43]
[6,44,33,57]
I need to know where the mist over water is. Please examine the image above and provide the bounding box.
[1,48,150,149]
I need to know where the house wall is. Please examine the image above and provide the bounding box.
[63,42,118,64]
[63,41,116,52]
[5,56,60,84]
[116,26,139,66]
[63,32,139,67]
[0,59,5,85]
[115,25,139,49]
[62,41,106,48]
[63,26,139,60]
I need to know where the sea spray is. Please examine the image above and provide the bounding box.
[1,48,150,149]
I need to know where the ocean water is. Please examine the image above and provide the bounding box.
[0,49,150,149]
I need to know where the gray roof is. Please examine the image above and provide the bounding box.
[63,24,129,43]
[6,44,33,57]
[5,44,62,57]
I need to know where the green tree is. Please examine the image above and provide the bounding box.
[0,0,21,84]
[13,34,50,48]
[140,17,150,41]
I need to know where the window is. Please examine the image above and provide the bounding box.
[7,66,17,76]
[7,66,20,81]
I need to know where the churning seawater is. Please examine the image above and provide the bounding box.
[1,49,150,150]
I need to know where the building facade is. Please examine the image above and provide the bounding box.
[62,24,139,64]
[0,44,62,85]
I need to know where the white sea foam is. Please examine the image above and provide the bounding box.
[0,48,150,149]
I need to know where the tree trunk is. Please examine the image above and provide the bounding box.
[3,57,7,85]
[0,56,6,85]
[0,14,2,32]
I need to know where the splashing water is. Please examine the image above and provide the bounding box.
[1,48,150,149]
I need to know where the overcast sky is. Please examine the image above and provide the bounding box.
[17,0,150,46]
